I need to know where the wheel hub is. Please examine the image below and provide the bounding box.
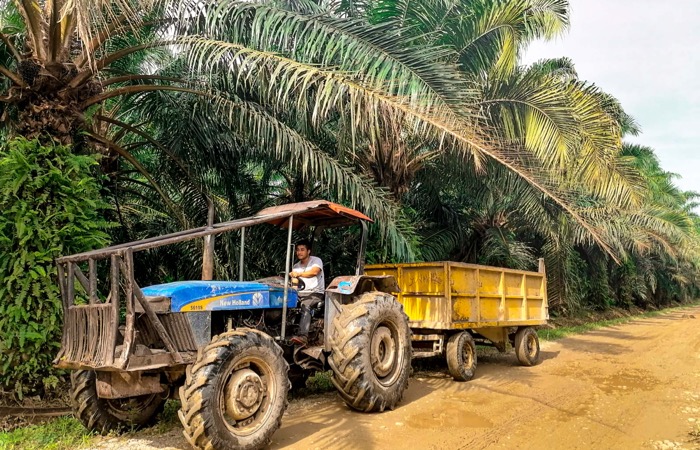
[527,335,537,357]
[224,369,265,421]
[371,326,397,378]
[463,341,474,366]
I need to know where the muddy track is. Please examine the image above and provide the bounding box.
[87,306,700,450]
[0,406,71,417]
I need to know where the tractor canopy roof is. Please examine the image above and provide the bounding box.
[58,200,371,263]
[256,200,372,229]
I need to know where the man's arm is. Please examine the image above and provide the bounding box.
[290,266,321,278]
[290,258,322,278]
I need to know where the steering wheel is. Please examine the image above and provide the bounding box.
[277,272,305,290]
[292,277,306,291]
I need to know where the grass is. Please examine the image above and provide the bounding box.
[0,416,93,450]
[147,400,181,434]
[288,370,336,399]
[537,310,664,341]
[538,301,699,341]
[0,400,182,450]
[305,370,335,393]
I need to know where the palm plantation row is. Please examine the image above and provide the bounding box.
[0,0,697,392]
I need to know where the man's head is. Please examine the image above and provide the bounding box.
[295,239,312,262]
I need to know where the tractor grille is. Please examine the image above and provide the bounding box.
[59,304,117,367]
[135,313,198,352]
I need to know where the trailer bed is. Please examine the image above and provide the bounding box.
[365,261,548,329]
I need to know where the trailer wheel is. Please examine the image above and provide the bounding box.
[329,292,411,412]
[446,331,477,381]
[70,370,166,434]
[178,329,289,450]
[514,327,540,366]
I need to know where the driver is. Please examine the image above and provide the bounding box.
[289,239,324,346]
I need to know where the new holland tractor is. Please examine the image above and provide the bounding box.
[54,201,412,450]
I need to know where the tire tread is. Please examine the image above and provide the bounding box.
[179,328,290,450]
[70,370,165,435]
[329,292,411,413]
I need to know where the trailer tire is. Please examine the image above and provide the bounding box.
[446,331,477,381]
[514,327,540,366]
[70,370,166,434]
[329,292,411,412]
[178,329,289,450]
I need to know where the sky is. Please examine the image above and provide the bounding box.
[522,0,700,194]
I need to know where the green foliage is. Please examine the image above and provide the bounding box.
[0,0,694,328]
[0,137,110,394]
[304,370,335,393]
[150,400,182,433]
[536,307,679,341]
[0,416,92,450]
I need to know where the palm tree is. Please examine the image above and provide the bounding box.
[1,0,647,257]
[350,0,700,312]
[0,0,429,256]
[601,144,700,307]
[4,0,693,302]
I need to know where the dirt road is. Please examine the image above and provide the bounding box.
[90,306,700,450]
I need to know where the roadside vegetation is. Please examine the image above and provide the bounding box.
[0,416,91,450]
[0,0,697,412]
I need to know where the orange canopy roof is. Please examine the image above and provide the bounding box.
[256,200,372,229]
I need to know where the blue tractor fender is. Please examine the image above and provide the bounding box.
[141,280,298,312]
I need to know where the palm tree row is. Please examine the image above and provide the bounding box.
[1,0,697,314]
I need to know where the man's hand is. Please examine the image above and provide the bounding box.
[290,267,320,278]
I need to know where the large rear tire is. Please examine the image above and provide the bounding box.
[178,329,290,450]
[446,331,477,381]
[328,292,411,412]
[514,327,540,366]
[70,370,166,434]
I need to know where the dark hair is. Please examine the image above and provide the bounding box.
[296,239,312,250]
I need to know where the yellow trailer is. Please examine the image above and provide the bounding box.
[364,260,548,381]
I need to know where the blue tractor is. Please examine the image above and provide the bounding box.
[54,201,411,450]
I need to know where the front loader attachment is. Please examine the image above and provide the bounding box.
[55,250,196,372]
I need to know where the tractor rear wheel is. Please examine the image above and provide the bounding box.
[514,327,540,366]
[446,331,477,381]
[329,292,411,412]
[178,329,289,450]
[70,370,166,434]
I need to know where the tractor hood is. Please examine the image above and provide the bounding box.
[141,281,298,312]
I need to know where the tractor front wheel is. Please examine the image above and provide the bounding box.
[70,370,166,434]
[329,292,411,412]
[178,329,290,450]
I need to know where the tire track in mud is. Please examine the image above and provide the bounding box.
[478,308,700,450]
[455,382,631,450]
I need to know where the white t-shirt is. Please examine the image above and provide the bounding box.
[293,256,324,294]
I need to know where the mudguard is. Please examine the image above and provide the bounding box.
[323,275,399,352]
[325,275,399,296]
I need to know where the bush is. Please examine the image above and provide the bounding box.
[0,137,110,395]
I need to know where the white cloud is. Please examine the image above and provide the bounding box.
[523,0,700,193]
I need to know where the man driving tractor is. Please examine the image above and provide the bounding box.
[289,239,324,346]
